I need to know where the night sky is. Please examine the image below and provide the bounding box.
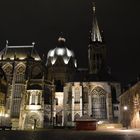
[0,0,140,85]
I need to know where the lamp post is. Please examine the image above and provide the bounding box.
[4,113,9,127]
[0,113,2,126]
[123,106,128,129]
[50,87,54,127]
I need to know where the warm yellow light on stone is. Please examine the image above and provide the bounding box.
[10,57,14,60]
[19,57,25,60]
[26,105,41,110]
[5,113,9,118]
[106,126,115,129]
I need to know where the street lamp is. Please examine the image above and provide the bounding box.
[124,106,128,111]
[0,113,2,126]
[123,106,128,129]
[4,113,9,127]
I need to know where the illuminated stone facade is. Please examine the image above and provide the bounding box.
[47,3,121,127]
[0,2,121,129]
[0,43,54,129]
[0,68,7,120]
[119,81,140,128]
[62,82,120,126]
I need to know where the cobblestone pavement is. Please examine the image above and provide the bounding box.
[0,129,140,140]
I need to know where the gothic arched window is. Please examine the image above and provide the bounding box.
[83,87,88,103]
[75,87,80,103]
[31,93,36,105]
[2,63,13,82]
[2,63,12,75]
[15,64,25,83]
[74,113,80,121]
[92,87,107,119]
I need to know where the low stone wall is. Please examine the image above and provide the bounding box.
[11,118,19,130]
[97,123,123,130]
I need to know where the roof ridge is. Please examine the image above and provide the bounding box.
[6,45,34,49]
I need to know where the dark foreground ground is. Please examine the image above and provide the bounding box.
[0,129,140,140]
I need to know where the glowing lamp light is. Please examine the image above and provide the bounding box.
[124,106,128,111]
[32,125,34,130]
[5,114,9,118]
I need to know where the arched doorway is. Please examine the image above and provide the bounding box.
[74,113,80,121]
[55,111,63,126]
[92,87,107,119]
[24,113,41,130]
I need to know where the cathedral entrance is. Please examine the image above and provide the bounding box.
[55,111,62,126]
[24,113,41,130]
[91,87,107,120]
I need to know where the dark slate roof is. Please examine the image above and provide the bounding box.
[68,67,116,83]
[27,84,42,90]
[68,68,89,82]
[0,44,41,60]
[122,78,140,92]
[88,72,116,82]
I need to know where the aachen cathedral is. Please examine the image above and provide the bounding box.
[0,2,121,129]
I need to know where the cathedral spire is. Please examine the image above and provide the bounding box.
[88,2,106,75]
[91,1,102,42]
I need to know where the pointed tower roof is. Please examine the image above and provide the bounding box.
[91,2,102,42]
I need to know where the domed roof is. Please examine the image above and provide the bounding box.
[46,37,77,67]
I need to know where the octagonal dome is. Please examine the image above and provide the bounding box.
[46,37,77,67]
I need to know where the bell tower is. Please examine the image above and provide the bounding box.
[88,2,106,75]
